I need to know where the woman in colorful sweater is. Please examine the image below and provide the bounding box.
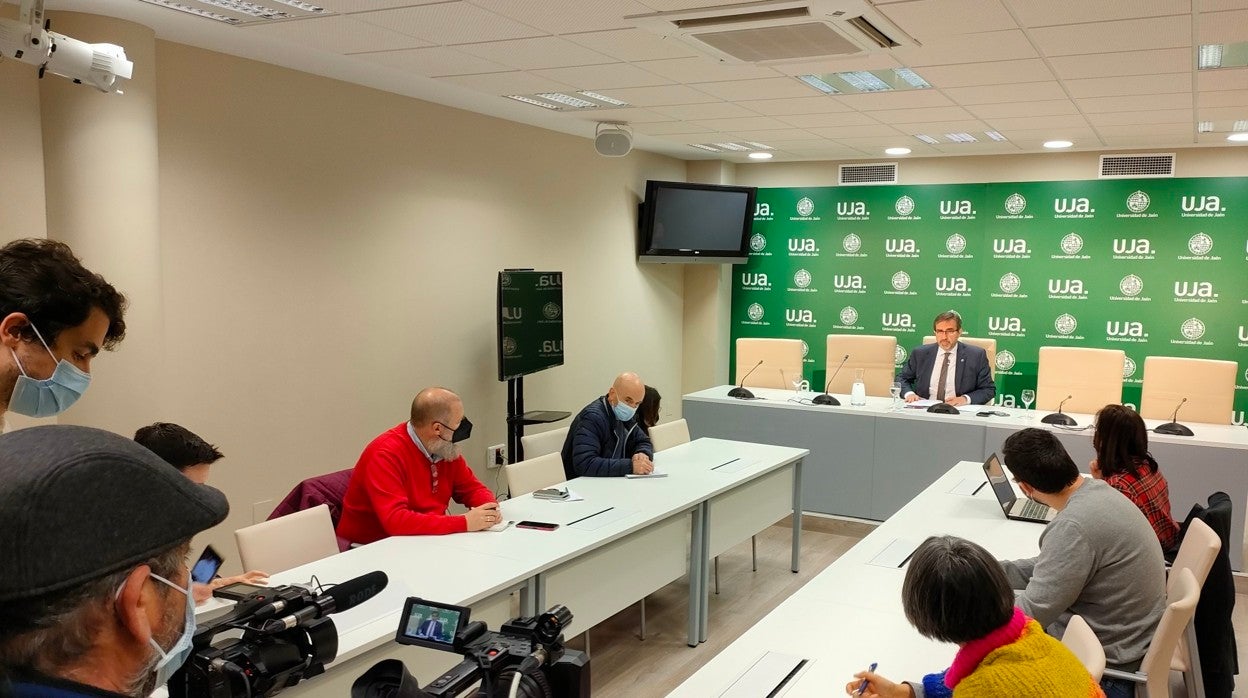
[1091,404,1181,552]
[845,535,1104,698]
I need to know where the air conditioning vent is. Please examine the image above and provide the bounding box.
[846,15,899,48]
[1099,153,1175,179]
[840,163,898,185]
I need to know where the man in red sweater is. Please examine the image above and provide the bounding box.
[337,387,500,544]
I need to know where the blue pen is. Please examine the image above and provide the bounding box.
[856,662,878,695]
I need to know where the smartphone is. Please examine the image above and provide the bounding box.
[213,581,268,601]
[516,520,559,531]
[190,544,224,584]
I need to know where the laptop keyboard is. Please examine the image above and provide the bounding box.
[1018,498,1051,520]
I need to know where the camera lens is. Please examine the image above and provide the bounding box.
[536,605,572,644]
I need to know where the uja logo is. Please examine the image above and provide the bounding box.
[941,200,974,216]
[754,203,771,217]
[747,303,765,322]
[1004,193,1026,215]
[790,238,817,253]
[988,317,1023,333]
[741,273,769,287]
[946,234,967,254]
[500,273,513,287]
[995,350,1016,371]
[1060,233,1084,255]
[501,337,517,356]
[749,234,767,252]
[1181,195,1224,212]
[842,234,862,253]
[1240,326,1248,342]
[832,274,862,290]
[994,239,1029,254]
[999,273,1021,294]
[1181,318,1206,340]
[894,345,908,365]
[1054,198,1092,213]
[1049,279,1085,295]
[1188,233,1213,256]
[837,201,867,216]
[1123,357,1137,378]
[891,271,911,291]
[502,307,523,320]
[882,313,914,329]
[1119,275,1144,297]
[1126,191,1150,213]
[1107,321,1144,337]
[1113,239,1152,255]
[542,302,561,320]
[1174,281,1214,298]
[1054,314,1078,335]
[786,309,814,323]
[794,270,813,288]
[537,274,561,287]
[796,197,815,216]
[541,340,563,353]
[886,239,918,254]
[839,306,859,325]
[801,340,809,358]
[936,277,969,292]
[895,196,916,216]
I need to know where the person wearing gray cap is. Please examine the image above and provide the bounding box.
[0,425,229,698]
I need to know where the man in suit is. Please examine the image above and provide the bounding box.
[417,613,446,641]
[896,310,996,406]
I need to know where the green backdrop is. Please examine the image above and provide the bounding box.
[730,177,1248,424]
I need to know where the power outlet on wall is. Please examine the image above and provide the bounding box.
[486,444,506,469]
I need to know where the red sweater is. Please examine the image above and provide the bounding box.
[336,423,496,543]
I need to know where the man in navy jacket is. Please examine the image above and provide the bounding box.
[562,372,655,479]
[896,310,997,406]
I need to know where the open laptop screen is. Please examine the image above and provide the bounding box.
[982,453,1017,512]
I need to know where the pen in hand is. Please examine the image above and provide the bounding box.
[856,662,878,696]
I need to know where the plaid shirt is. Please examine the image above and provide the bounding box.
[1104,457,1180,551]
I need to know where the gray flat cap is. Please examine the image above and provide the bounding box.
[0,425,229,602]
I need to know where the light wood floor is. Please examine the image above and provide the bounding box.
[569,520,1248,698]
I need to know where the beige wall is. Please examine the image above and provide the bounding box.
[0,3,47,244]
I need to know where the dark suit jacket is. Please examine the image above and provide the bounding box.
[895,341,996,404]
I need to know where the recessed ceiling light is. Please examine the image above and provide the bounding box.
[713,142,749,151]
[893,68,931,89]
[984,131,1007,142]
[505,95,559,110]
[689,144,720,152]
[1232,120,1248,131]
[1198,44,1224,70]
[742,141,774,150]
[798,75,839,94]
[913,134,939,144]
[839,71,892,92]
[578,91,629,106]
[885,147,911,155]
[748,152,774,160]
[1228,133,1248,142]
[1197,121,1214,133]
[537,93,597,109]
[1043,140,1073,149]
[945,133,977,143]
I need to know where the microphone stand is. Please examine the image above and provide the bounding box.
[813,354,849,406]
[729,360,763,399]
[1041,395,1077,426]
[1154,398,1194,436]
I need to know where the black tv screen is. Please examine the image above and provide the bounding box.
[639,180,757,264]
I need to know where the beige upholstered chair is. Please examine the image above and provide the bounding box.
[1035,347,1124,414]
[735,338,805,389]
[1061,615,1106,681]
[520,426,569,459]
[504,452,566,497]
[1102,568,1201,698]
[922,335,998,378]
[824,335,898,396]
[235,504,340,574]
[648,418,691,452]
[1140,357,1237,425]
[1168,518,1221,697]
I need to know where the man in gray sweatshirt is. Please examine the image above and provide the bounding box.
[999,428,1166,698]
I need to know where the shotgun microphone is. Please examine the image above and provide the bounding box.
[1155,397,1194,436]
[729,360,763,399]
[1041,394,1077,426]
[813,354,850,406]
[259,570,389,633]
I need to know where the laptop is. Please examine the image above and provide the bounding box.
[981,453,1057,524]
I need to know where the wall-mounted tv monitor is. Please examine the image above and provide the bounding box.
[638,180,757,265]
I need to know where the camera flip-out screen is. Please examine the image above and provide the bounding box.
[396,598,471,652]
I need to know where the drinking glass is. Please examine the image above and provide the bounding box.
[889,384,902,411]
[1021,389,1036,412]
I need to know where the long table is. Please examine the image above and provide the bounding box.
[684,385,1248,570]
[668,459,1046,696]
[194,438,807,694]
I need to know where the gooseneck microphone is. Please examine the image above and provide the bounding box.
[260,570,389,633]
[729,360,764,399]
[813,354,850,406]
[1155,397,1194,436]
[1041,394,1077,426]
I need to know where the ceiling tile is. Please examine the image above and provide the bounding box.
[1086,109,1193,125]
[353,46,508,77]
[1199,106,1248,120]
[590,84,719,107]
[983,114,1093,130]
[1029,16,1191,56]
[243,16,431,54]
[564,29,698,62]
[929,141,1021,154]
[634,57,783,83]
[691,116,795,132]
[651,102,758,120]
[996,127,1101,143]
[1064,73,1192,98]
[877,0,1018,38]
[469,0,654,34]
[720,129,821,143]
[1200,89,1248,107]
[1198,9,1248,44]
[806,124,909,139]
[777,112,885,128]
[635,0,772,10]
[1201,0,1248,10]
[1078,93,1192,113]
[770,54,902,76]
[692,77,822,101]
[314,0,442,12]
[1199,68,1248,91]
[631,121,712,135]
[864,105,979,123]
[968,99,1079,119]
[838,90,955,111]
[891,30,1038,66]
[942,81,1068,105]
[1048,48,1190,79]
[438,71,575,95]
[354,3,545,45]
[1095,123,1193,136]
[562,107,672,123]
[456,37,615,71]
[1102,135,1198,147]
[916,59,1056,87]
[534,64,674,90]
[736,96,855,116]
[896,120,995,133]
[1003,0,1191,27]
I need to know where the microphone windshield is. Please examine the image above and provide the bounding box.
[326,570,389,613]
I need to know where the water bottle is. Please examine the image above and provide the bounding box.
[850,368,867,406]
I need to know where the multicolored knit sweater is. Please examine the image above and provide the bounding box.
[918,608,1105,697]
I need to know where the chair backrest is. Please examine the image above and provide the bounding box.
[921,335,998,378]
[649,418,691,452]
[235,504,340,574]
[1170,517,1221,592]
[520,426,569,460]
[1061,615,1106,681]
[735,338,804,389]
[1140,357,1237,425]
[1138,567,1200,698]
[1035,346,1124,413]
[266,468,353,524]
[504,452,566,497]
[825,334,897,396]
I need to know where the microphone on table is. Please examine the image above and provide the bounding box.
[1041,394,1077,426]
[813,354,850,406]
[729,360,763,399]
[260,570,389,633]
[1154,397,1194,436]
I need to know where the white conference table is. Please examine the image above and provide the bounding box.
[668,459,1045,697]
[194,437,807,695]
[684,385,1248,569]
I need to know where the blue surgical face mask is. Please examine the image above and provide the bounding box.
[612,399,636,422]
[149,573,196,686]
[8,323,91,418]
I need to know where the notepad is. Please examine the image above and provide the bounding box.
[625,468,667,479]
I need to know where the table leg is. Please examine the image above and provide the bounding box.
[792,459,803,573]
[687,504,704,647]
[698,500,711,643]
[520,577,537,616]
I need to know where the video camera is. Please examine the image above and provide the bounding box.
[168,571,389,698]
[351,597,590,698]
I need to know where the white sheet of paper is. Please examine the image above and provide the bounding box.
[625,468,667,479]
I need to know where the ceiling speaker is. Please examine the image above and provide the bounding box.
[595,124,632,157]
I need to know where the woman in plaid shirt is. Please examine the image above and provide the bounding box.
[1090,404,1181,553]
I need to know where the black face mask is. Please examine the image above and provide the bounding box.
[439,417,473,443]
